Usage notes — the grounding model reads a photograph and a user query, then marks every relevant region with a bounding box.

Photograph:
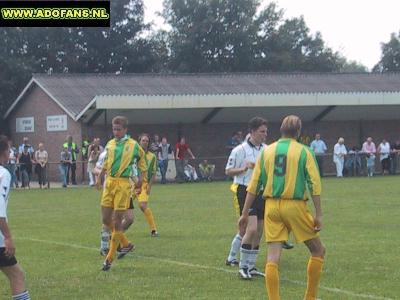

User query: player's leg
[265,242,283,300]
[238,215,258,279]
[122,207,134,232]
[304,237,325,300]
[100,206,113,256]
[0,263,31,300]
[226,185,245,266]
[138,185,158,236]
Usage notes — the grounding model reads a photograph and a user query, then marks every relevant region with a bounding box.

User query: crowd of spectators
[4,131,400,189]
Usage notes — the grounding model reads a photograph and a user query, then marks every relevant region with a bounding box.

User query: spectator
[81,137,91,161]
[345,146,362,176]
[226,132,241,151]
[184,162,198,182]
[18,137,34,157]
[390,140,400,174]
[362,137,376,177]
[310,133,328,177]
[378,139,391,175]
[158,137,173,184]
[34,143,48,189]
[63,135,79,185]
[198,159,215,181]
[150,134,161,154]
[87,138,102,186]
[175,137,195,183]
[333,137,347,177]
[18,145,33,188]
[59,147,72,188]
[6,139,18,188]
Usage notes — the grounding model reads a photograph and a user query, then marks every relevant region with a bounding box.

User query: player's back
[262,138,320,200]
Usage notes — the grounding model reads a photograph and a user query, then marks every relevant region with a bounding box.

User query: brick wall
[7,85,84,181]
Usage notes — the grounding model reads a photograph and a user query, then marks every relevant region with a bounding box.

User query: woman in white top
[378,139,391,175]
[34,143,48,188]
[333,137,347,177]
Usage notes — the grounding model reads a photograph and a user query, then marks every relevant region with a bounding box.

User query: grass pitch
[2,177,399,299]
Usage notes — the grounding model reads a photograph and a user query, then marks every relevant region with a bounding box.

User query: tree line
[0,0,398,119]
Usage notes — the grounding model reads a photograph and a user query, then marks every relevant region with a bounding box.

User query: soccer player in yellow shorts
[96,116,146,271]
[133,133,159,237]
[239,115,326,300]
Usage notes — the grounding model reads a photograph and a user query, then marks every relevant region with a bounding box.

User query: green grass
[2,177,399,299]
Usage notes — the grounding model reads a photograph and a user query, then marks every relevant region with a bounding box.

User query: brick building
[3,72,400,181]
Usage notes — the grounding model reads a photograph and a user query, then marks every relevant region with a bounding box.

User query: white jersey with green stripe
[225,140,265,186]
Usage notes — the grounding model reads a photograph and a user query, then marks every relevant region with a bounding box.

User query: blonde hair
[112,116,128,128]
[280,115,302,138]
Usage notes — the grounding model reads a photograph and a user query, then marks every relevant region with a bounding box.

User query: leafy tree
[373,32,400,72]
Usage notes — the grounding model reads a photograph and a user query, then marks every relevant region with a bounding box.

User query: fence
[6,151,400,188]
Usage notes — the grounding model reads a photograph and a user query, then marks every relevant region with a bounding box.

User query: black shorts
[128,197,134,210]
[0,248,17,267]
[236,184,265,220]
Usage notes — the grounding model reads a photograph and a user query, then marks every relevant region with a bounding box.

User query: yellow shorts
[230,184,240,216]
[134,182,150,203]
[101,177,131,211]
[265,199,319,243]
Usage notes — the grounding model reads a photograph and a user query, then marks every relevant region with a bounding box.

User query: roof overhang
[95,92,400,110]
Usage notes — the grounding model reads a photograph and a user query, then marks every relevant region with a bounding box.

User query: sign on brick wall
[47,114,68,132]
[16,117,34,133]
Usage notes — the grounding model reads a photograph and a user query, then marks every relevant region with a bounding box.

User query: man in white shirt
[225,117,293,280]
[333,137,347,177]
[0,135,31,300]
[310,133,327,177]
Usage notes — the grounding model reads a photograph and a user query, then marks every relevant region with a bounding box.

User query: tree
[373,32,400,72]
[162,0,351,73]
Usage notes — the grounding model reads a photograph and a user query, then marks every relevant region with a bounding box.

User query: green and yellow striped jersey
[247,138,321,200]
[103,136,146,178]
[139,151,158,183]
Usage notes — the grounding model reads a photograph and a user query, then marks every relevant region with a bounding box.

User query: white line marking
[17,237,393,300]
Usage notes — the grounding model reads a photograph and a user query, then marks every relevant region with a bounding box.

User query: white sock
[13,290,30,300]
[239,247,252,269]
[227,234,242,262]
[100,227,111,250]
[248,249,259,270]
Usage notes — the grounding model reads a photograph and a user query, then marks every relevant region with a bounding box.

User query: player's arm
[146,156,157,194]
[136,145,147,189]
[305,150,323,231]
[225,148,251,176]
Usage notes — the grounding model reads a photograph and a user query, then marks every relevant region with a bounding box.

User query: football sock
[13,290,30,300]
[304,256,324,300]
[106,231,122,262]
[266,262,280,300]
[249,249,260,270]
[239,244,252,269]
[143,208,157,231]
[227,233,242,261]
[119,231,130,248]
[100,227,111,250]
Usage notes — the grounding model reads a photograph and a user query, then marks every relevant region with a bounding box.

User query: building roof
[5,72,400,121]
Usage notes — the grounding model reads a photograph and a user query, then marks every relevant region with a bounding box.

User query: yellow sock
[304,256,324,300]
[106,231,122,262]
[119,232,130,248]
[144,208,157,231]
[265,262,280,300]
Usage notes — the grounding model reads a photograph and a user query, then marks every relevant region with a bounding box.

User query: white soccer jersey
[0,166,11,248]
[96,150,107,169]
[225,140,265,186]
